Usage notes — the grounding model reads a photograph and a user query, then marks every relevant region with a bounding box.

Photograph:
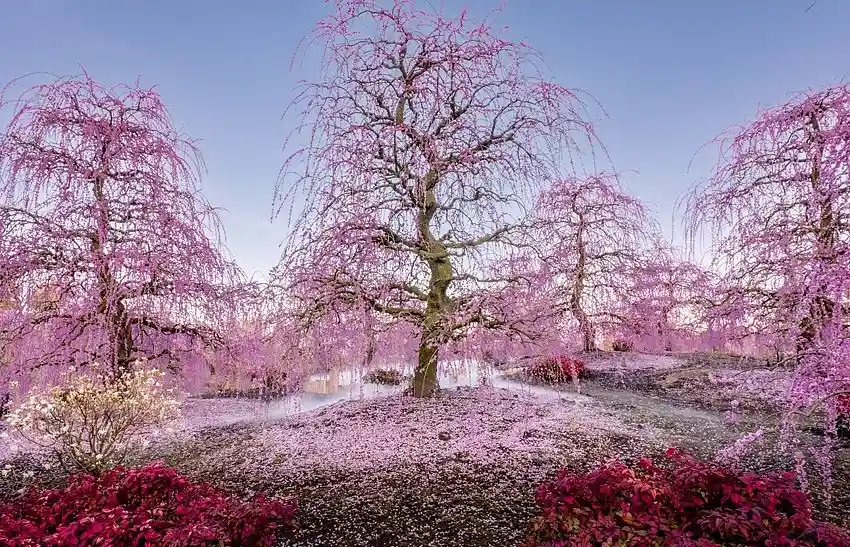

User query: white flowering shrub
[3,362,180,474]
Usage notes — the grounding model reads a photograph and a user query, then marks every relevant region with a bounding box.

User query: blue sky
[1,0,848,279]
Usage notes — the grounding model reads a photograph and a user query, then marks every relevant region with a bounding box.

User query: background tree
[0,72,241,384]
[612,247,713,352]
[274,0,602,396]
[682,84,850,426]
[534,173,657,352]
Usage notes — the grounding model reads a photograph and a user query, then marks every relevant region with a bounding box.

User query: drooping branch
[273,0,605,396]
[0,72,243,384]
[534,173,658,352]
[681,83,850,425]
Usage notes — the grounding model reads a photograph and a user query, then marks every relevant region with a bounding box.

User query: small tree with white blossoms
[4,360,180,474]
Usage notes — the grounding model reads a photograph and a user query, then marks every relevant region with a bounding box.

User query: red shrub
[524,448,849,547]
[0,463,296,546]
[527,356,586,383]
[836,393,850,416]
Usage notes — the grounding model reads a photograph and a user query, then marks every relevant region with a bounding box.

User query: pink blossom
[273,0,603,396]
[0,72,242,394]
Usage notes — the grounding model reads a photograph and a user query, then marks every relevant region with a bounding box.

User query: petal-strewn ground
[1,353,848,546]
[157,386,664,546]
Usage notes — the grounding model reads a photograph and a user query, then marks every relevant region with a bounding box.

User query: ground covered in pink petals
[2,354,848,546]
[581,352,793,411]
[146,387,663,546]
[178,386,661,474]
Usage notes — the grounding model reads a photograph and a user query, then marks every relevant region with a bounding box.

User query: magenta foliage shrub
[524,448,848,547]
[0,463,296,546]
[527,356,586,384]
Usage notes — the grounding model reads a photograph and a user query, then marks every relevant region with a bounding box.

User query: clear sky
[1,0,848,279]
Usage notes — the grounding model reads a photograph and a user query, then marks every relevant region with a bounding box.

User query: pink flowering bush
[0,463,296,546]
[524,448,848,547]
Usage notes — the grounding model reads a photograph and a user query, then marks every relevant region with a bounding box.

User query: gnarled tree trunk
[413,257,452,397]
[413,185,452,398]
[415,330,439,398]
[571,222,597,352]
[93,175,135,379]
[797,112,840,354]
[414,249,453,397]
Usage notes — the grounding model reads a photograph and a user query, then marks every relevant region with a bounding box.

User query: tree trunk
[112,300,134,377]
[571,226,596,353]
[412,176,452,398]
[796,112,841,354]
[658,311,673,352]
[576,312,595,353]
[92,174,134,379]
[413,253,452,397]
[361,313,377,368]
[414,329,439,397]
